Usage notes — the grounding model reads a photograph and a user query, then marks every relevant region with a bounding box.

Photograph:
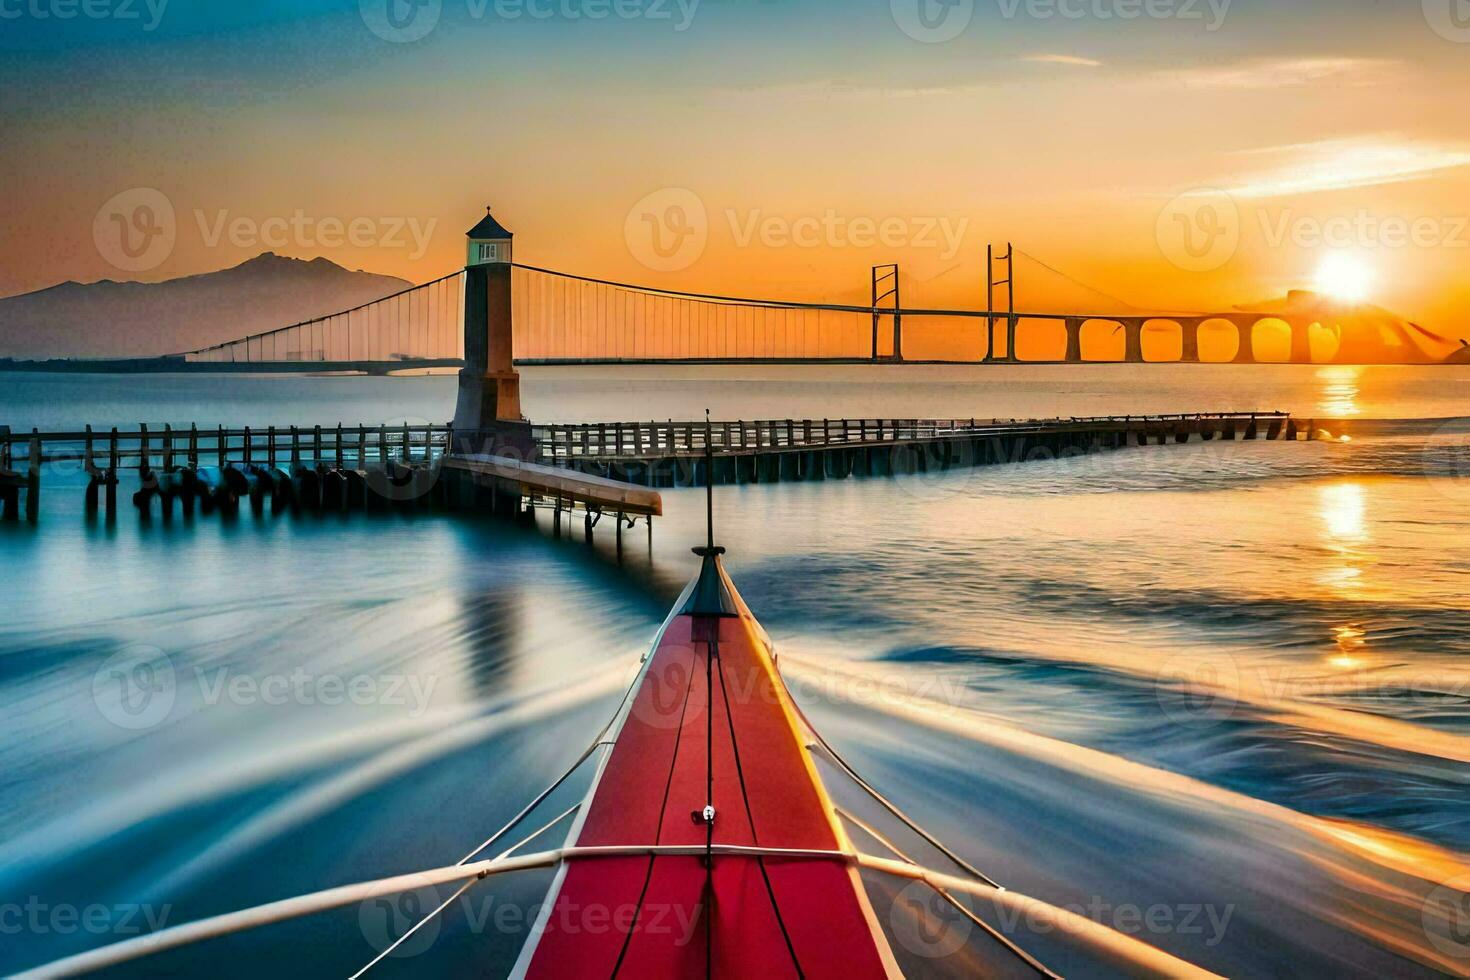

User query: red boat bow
[514,550,900,978]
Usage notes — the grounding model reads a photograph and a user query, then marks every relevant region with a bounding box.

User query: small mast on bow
[684,410,737,618]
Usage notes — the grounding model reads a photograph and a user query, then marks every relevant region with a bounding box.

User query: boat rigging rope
[856,857,1223,980]
[456,740,604,866]
[835,807,1059,980]
[794,711,1003,889]
[351,803,595,978]
[350,877,481,979]
[457,651,651,868]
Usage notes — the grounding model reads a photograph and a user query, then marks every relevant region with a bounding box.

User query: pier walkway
[2,412,1301,529]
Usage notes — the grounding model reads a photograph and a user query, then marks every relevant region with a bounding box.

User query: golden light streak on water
[1321,483,1369,542]
[1316,366,1364,418]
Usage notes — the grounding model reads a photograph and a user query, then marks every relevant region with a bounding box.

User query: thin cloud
[1153,57,1400,90]
[1228,137,1470,198]
[1020,54,1103,68]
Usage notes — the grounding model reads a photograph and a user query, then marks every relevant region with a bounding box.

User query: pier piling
[2,413,1294,525]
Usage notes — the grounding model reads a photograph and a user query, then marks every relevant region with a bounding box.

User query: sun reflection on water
[1320,482,1368,541]
[1318,482,1371,595]
[1315,366,1363,418]
[1329,625,1368,668]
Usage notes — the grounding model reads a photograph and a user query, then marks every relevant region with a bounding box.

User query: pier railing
[0,424,453,472]
[2,413,1291,471]
[2,413,1296,522]
[533,412,1289,463]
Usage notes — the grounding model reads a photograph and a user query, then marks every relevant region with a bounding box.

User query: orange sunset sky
[2,0,1468,351]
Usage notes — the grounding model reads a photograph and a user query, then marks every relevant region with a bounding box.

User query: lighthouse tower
[452,207,527,450]
[466,208,514,266]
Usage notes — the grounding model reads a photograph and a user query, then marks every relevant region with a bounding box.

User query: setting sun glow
[1315,253,1375,305]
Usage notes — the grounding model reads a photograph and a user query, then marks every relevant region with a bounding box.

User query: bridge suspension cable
[1012,249,1145,315]
[173,253,1289,367]
[179,270,467,365]
[510,264,890,361]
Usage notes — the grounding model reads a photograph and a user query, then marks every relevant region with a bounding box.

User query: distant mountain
[0,254,412,360]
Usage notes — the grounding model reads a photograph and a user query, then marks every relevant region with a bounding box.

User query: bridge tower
[453,208,530,452]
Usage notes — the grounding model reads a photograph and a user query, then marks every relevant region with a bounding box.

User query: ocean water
[0,364,1467,978]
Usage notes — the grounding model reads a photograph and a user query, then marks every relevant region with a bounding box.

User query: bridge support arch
[1231,319,1256,364]
[1180,320,1202,363]
[1123,319,1146,364]
[1289,320,1313,364]
[1064,318,1084,363]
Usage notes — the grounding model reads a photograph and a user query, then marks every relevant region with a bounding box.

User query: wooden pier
[532,411,1304,487]
[0,413,1304,528]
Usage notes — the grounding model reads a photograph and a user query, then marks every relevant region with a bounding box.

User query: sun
[1314,253,1374,304]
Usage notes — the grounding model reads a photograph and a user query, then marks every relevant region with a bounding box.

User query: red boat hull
[516,559,898,978]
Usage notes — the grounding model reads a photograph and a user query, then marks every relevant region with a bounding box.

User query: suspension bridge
[172,229,1329,370]
[1,212,1313,529]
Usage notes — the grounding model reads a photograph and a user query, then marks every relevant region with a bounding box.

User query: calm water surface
[1,365,1467,978]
